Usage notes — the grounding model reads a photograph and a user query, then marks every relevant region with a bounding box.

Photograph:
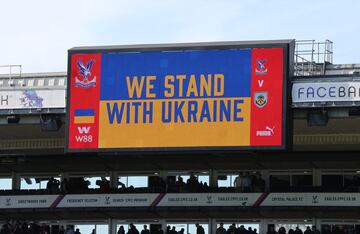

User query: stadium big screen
[66,41,293,152]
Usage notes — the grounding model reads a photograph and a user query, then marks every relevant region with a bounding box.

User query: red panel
[250,48,284,146]
[68,53,101,149]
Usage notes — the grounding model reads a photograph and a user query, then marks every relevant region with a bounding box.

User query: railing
[0,185,358,196]
[0,65,22,81]
[0,41,336,79]
[294,40,333,76]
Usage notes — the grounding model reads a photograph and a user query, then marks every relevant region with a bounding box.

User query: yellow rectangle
[99,98,251,148]
[74,116,94,124]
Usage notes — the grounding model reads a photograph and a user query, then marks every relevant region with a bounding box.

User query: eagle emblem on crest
[75,59,96,88]
[255,59,268,75]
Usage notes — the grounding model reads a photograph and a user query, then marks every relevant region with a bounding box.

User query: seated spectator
[234,172,244,192]
[141,225,150,234]
[158,177,166,192]
[1,222,12,234]
[166,176,176,193]
[52,178,60,194]
[175,176,186,192]
[294,226,303,234]
[267,226,277,234]
[47,177,60,194]
[253,173,266,192]
[60,178,68,194]
[117,226,125,234]
[83,178,90,191]
[278,227,286,234]
[41,223,51,234]
[247,227,255,234]
[156,225,164,234]
[238,225,248,234]
[0,221,52,234]
[149,176,166,193]
[227,224,236,234]
[127,223,139,234]
[195,223,205,234]
[304,226,311,234]
[127,186,135,193]
[202,182,209,192]
[98,178,110,193]
[65,226,75,234]
[60,225,66,234]
[169,226,177,234]
[311,226,320,234]
[186,173,200,192]
[243,172,252,192]
[216,223,226,234]
[46,177,53,194]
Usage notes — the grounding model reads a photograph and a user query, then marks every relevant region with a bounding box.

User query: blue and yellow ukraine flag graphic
[74,109,95,124]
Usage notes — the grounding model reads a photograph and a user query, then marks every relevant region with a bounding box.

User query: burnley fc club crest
[75,59,96,88]
[254,92,268,108]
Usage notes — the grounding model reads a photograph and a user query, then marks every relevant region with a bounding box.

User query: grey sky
[1,0,359,73]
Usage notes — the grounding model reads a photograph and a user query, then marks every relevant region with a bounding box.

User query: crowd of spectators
[46,177,110,195]
[216,223,258,234]
[0,222,86,234]
[266,226,321,234]
[0,221,51,234]
[165,173,210,193]
[321,226,357,234]
[2,222,358,234]
[4,173,360,195]
[43,172,266,194]
[153,172,266,193]
[8,172,360,195]
[117,224,152,234]
[6,173,360,195]
[1,172,266,195]
[233,172,265,193]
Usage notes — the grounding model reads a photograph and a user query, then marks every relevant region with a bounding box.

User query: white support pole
[314,217,321,232]
[159,219,167,233]
[260,219,268,234]
[208,218,213,234]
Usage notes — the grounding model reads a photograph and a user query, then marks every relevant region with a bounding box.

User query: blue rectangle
[100,49,252,100]
[74,109,94,116]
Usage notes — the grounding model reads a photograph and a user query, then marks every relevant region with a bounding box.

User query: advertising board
[293,81,360,103]
[57,194,158,208]
[157,193,263,207]
[261,193,360,206]
[66,41,293,152]
[1,193,360,209]
[0,89,65,109]
[0,195,58,209]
